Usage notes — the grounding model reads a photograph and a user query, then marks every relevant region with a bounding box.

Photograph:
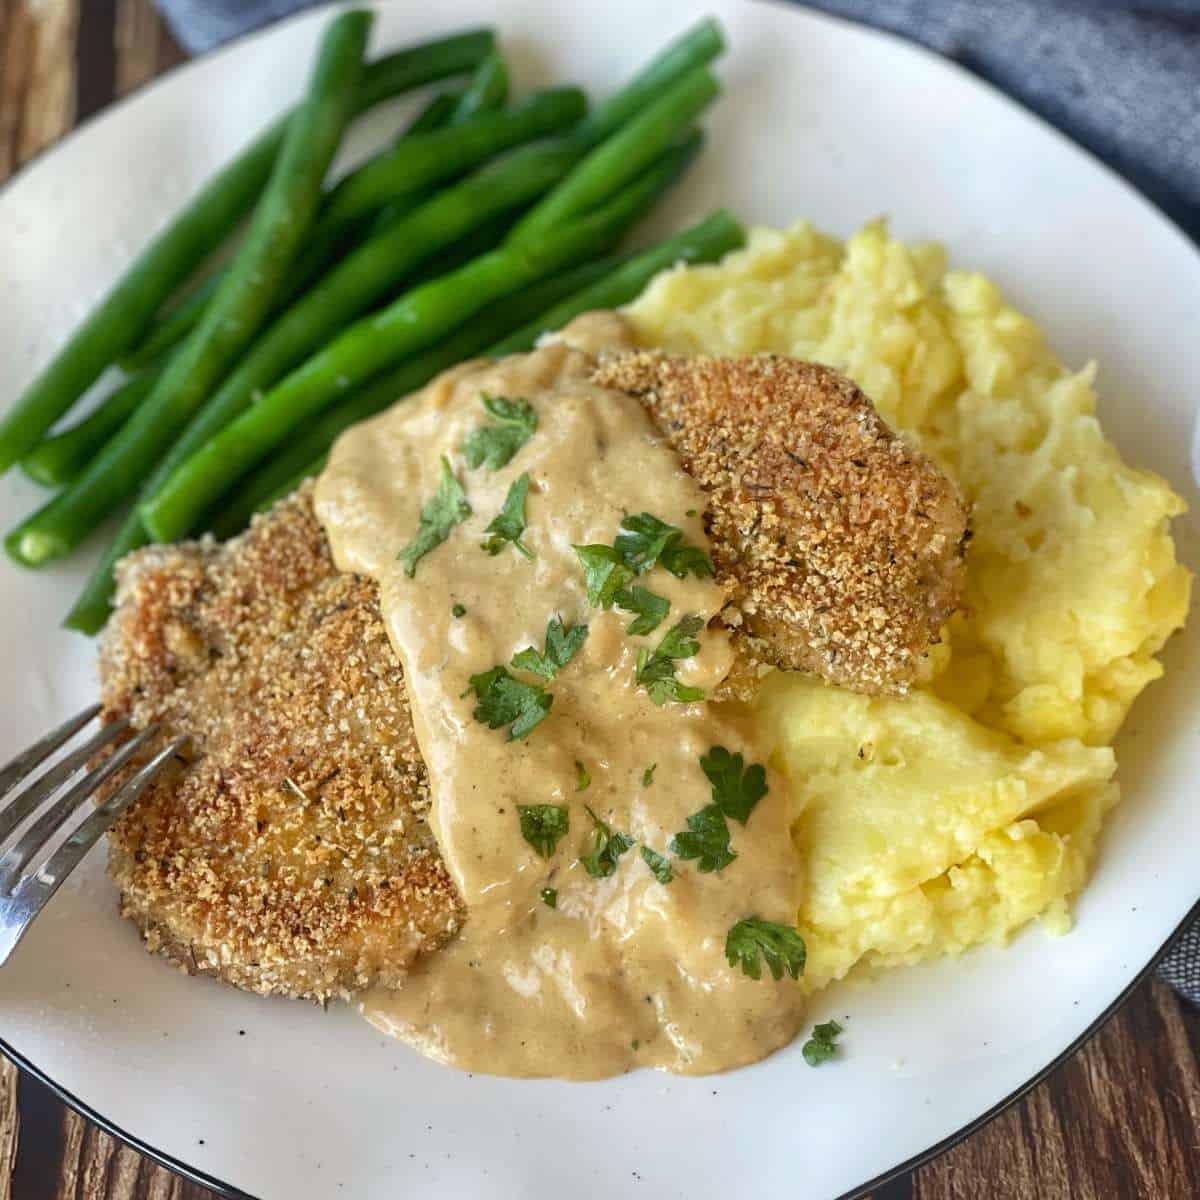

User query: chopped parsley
[640,846,673,884]
[517,804,569,858]
[614,512,713,579]
[614,584,669,637]
[396,456,471,577]
[641,763,657,787]
[573,544,635,608]
[451,603,467,618]
[670,804,735,872]
[575,761,591,792]
[579,806,634,878]
[725,917,807,982]
[511,615,588,681]
[541,887,558,908]
[466,666,552,740]
[481,472,533,559]
[701,746,768,825]
[635,615,706,705]
[461,394,537,470]
[802,1020,843,1066]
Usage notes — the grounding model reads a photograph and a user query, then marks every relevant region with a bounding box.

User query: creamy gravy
[314,313,804,1078]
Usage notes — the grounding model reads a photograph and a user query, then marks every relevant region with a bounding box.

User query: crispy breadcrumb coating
[98,487,463,1002]
[590,351,968,694]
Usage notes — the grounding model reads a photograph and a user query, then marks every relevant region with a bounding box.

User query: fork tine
[19,735,190,912]
[0,725,160,896]
[0,704,101,801]
[0,717,130,848]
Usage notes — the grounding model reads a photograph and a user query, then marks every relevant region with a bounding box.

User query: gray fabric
[154,0,1200,1000]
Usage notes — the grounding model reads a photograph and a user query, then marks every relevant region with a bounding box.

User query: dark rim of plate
[2,3,1199,1198]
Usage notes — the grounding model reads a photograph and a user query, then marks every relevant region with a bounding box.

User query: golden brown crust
[591,352,968,694]
[98,486,464,1002]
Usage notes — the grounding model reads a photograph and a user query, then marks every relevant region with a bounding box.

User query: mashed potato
[626,221,1191,989]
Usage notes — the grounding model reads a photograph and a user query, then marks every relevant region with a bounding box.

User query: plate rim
[1,1,1198,1196]
[4,895,1196,1200]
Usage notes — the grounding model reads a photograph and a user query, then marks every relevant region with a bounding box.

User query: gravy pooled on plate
[314,315,804,1078]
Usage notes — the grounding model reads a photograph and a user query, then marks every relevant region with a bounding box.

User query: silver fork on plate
[0,705,188,966]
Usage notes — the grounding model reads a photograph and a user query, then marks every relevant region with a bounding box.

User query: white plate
[0,2,1197,1197]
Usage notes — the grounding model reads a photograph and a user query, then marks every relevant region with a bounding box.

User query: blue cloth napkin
[154,0,1200,1000]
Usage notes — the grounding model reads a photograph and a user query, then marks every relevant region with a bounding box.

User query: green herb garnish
[575,761,591,792]
[640,846,673,884]
[614,584,670,636]
[541,887,558,908]
[635,615,706,705]
[451,603,467,618]
[725,917,807,982]
[670,804,735,872]
[481,472,533,559]
[517,804,569,858]
[396,456,471,577]
[466,666,552,740]
[573,544,635,609]
[701,746,768,826]
[802,1020,843,1066]
[462,394,537,470]
[614,512,713,579]
[580,806,634,878]
[642,763,657,787]
[511,615,588,681]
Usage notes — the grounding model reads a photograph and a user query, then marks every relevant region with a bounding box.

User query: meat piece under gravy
[591,351,968,695]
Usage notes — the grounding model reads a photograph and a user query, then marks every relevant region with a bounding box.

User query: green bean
[142,142,698,544]
[256,455,330,517]
[6,10,373,567]
[0,27,495,474]
[211,254,625,538]
[509,67,717,242]
[319,88,587,233]
[571,17,723,147]
[120,89,465,373]
[129,141,575,533]
[489,208,744,355]
[19,368,161,488]
[453,52,509,119]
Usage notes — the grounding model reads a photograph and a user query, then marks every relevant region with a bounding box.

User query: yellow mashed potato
[626,221,1191,993]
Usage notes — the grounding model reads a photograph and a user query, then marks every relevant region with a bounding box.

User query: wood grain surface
[1,1,1198,1197]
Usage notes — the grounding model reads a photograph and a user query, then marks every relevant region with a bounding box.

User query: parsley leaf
[725,917,807,981]
[614,512,714,579]
[640,846,673,884]
[517,804,569,858]
[573,544,635,608]
[511,615,588,681]
[635,615,706,705]
[802,1019,843,1066]
[614,584,670,636]
[541,887,558,908]
[579,805,634,878]
[461,394,537,470]
[701,746,768,826]
[642,763,656,787]
[466,666,552,740]
[396,456,471,577]
[481,472,533,559]
[575,761,591,792]
[670,804,736,872]
[451,603,467,618]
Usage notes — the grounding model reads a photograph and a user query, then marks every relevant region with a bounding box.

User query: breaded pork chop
[98,350,966,1002]
[99,487,463,1002]
[591,352,968,695]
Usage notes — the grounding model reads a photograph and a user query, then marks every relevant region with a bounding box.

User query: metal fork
[0,705,188,966]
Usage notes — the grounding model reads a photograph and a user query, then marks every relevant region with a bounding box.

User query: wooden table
[1,2,1199,1196]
